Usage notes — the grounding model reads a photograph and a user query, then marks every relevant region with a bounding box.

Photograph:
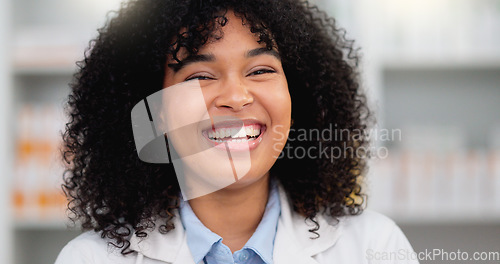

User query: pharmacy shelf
[390,213,500,225]
[13,66,76,76]
[14,219,73,231]
[381,57,500,70]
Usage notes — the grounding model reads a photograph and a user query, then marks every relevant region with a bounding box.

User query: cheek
[199,86,219,111]
[160,80,208,129]
[264,81,292,124]
[259,81,292,144]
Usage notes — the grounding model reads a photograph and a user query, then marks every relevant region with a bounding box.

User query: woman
[56,0,418,263]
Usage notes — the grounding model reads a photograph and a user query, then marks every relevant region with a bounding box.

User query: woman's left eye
[248,68,276,76]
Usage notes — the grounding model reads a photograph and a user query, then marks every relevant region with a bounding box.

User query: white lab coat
[55,186,419,264]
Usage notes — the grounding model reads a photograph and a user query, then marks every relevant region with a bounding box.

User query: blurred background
[0,0,499,263]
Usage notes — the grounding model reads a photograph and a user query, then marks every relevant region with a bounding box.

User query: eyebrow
[246,47,281,60]
[167,47,281,72]
[168,54,215,72]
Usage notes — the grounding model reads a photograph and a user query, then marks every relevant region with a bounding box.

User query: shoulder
[316,210,419,263]
[340,209,399,238]
[63,231,108,248]
[54,231,136,264]
[336,209,410,248]
[276,185,418,263]
[278,184,408,249]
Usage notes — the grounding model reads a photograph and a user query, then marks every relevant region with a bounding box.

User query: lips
[202,119,266,151]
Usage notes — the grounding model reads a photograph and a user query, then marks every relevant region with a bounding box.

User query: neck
[188,174,270,253]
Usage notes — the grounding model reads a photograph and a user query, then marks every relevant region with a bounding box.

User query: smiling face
[163,11,291,194]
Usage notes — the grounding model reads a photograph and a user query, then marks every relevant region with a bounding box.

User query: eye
[248,68,276,76]
[185,74,214,82]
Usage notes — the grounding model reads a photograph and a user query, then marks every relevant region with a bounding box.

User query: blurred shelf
[12,205,71,230]
[14,218,73,230]
[382,56,500,70]
[389,212,500,225]
[13,66,76,76]
[12,44,84,76]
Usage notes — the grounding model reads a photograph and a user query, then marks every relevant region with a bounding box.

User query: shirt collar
[179,181,281,264]
[179,198,221,263]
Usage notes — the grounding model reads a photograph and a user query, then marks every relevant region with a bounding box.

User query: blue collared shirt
[179,182,281,264]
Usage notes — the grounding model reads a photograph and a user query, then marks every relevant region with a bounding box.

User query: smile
[207,124,262,142]
[202,120,266,151]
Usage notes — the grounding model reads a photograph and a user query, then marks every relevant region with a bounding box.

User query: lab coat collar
[129,213,191,263]
[273,185,344,264]
[129,185,344,264]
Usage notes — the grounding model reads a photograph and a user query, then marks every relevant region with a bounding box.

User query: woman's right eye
[185,75,214,82]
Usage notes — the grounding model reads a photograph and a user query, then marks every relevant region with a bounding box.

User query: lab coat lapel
[273,217,321,264]
[172,238,196,264]
[274,185,344,264]
[129,213,195,264]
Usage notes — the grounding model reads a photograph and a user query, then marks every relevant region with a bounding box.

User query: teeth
[207,125,262,140]
[244,126,260,137]
[232,127,246,138]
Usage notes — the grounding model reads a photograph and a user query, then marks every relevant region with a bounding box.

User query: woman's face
[163,11,291,195]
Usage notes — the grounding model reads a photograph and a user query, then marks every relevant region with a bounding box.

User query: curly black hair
[63,0,371,254]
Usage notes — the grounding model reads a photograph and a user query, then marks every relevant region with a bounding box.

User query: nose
[214,77,254,111]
